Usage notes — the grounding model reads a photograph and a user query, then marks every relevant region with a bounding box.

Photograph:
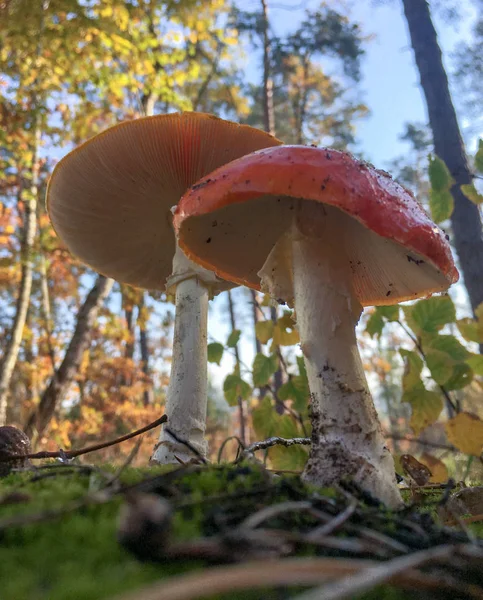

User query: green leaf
[457,318,483,343]
[223,374,252,406]
[252,396,277,439]
[296,356,307,379]
[425,348,454,386]
[461,184,483,205]
[404,296,456,335]
[425,335,470,361]
[428,155,454,191]
[207,342,224,365]
[253,353,279,387]
[429,188,454,222]
[475,139,483,173]
[255,320,274,344]
[403,388,444,434]
[270,443,308,471]
[366,305,400,338]
[443,363,473,391]
[467,354,483,376]
[400,349,424,392]
[366,311,384,338]
[226,329,241,348]
[279,376,309,414]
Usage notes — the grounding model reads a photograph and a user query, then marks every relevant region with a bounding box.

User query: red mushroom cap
[174,146,459,306]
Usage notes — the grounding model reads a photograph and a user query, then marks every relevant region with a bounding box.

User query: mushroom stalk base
[292,234,402,508]
[151,277,209,464]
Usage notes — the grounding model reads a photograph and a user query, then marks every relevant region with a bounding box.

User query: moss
[0,464,480,600]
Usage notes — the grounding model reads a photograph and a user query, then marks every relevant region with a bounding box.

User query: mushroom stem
[291,225,403,508]
[151,276,209,464]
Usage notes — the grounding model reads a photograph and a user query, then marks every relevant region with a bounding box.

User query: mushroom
[46,112,281,464]
[173,146,458,507]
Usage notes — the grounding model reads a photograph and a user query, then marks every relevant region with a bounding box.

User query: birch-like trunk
[0,128,40,425]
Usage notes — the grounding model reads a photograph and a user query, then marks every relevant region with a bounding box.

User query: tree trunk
[138,293,153,406]
[0,128,40,425]
[261,0,283,398]
[402,0,483,316]
[24,275,113,439]
[227,290,247,445]
[261,0,275,138]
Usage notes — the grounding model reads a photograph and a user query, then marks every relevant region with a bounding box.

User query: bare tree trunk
[0,128,40,425]
[227,290,247,445]
[24,276,113,439]
[121,288,135,387]
[261,0,275,138]
[260,0,283,400]
[138,293,153,406]
[402,0,483,319]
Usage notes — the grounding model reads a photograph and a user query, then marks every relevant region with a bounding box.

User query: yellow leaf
[445,412,483,456]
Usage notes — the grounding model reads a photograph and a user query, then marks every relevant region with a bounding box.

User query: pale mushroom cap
[174,146,459,306]
[47,112,282,290]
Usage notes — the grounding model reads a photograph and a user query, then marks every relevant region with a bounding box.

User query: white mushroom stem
[151,245,223,464]
[259,204,402,508]
[151,276,209,464]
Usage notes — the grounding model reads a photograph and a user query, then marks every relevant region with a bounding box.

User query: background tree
[402,0,483,320]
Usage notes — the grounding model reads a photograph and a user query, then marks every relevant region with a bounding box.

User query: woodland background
[1,0,483,479]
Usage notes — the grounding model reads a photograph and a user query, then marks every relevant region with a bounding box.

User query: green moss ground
[0,463,479,600]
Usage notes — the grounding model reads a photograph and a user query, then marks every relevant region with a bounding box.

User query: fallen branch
[112,552,479,600]
[2,415,167,462]
[293,544,460,600]
[243,436,311,457]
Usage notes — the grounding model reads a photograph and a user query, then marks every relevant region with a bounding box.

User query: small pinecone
[0,426,32,477]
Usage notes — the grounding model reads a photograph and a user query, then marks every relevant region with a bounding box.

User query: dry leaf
[418,452,448,483]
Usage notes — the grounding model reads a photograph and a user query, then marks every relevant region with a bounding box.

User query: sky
[206,0,481,390]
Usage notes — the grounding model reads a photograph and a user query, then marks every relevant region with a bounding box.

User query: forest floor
[0,459,482,600]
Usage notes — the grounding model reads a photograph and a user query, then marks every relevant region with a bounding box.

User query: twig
[292,544,458,600]
[164,427,208,464]
[306,501,357,539]
[2,415,167,462]
[217,436,245,463]
[239,500,314,530]
[243,436,311,457]
[112,553,478,600]
[385,433,458,452]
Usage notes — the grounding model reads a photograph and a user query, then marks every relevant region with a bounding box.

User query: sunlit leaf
[475,139,483,173]
[404,296,456,335]
[428,155,454,192]
[400,349,424,392]
[255,320,274,344]
[403,388,444,434]
[366,305,400,338]
[272,311,299,346]
[461,183,483,205]
[445,412,483,456]
[429,188,454,223]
